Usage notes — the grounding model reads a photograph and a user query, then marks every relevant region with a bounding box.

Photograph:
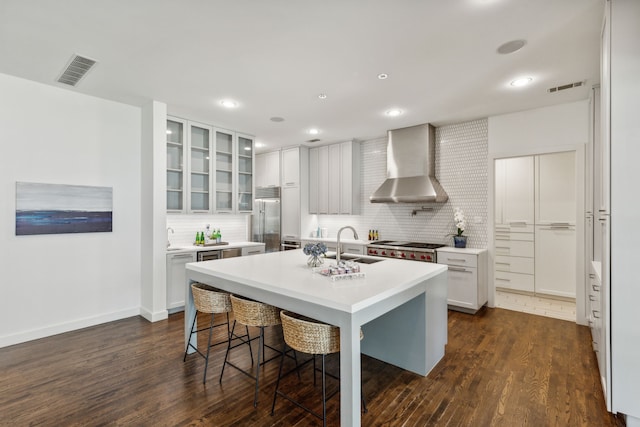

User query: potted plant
[451,207,467,248]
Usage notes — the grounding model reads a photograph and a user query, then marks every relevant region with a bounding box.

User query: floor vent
[57,54,97,86]
[547,81,584,93]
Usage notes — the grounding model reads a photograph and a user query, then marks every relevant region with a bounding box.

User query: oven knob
[368,249,373,254]
[401,253,406,258]
[410,253,416,259]
[381,251,386,255]
[374,250,378,255]
[426,255,432,261]
[390,252,395,257]
[420,255,426,260]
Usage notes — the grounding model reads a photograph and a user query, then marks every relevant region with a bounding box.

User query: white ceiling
[0,0,603,153]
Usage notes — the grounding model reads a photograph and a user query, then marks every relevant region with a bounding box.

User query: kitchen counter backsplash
[167,214,249,246]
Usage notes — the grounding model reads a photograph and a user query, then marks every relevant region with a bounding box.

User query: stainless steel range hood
[370,123,448,203]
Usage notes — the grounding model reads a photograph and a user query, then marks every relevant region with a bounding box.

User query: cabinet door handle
[547,225,571,230]
[550,222,570,226]
[448,267,472,273]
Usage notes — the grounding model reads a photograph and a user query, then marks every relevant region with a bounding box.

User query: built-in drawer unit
[494,270,535,293]
[494,255,534,275]
[437,248,487,314]
[494,240,534,257]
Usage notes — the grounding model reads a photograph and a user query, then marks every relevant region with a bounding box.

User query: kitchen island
[185,249,448,426]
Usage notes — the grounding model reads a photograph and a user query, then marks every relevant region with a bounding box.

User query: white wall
[0,73,142,347]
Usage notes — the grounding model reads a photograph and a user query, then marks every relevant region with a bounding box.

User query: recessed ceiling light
[378,73,389,80]
[318,93,327,99]
[220,99,238,108]
[497,39,527,55]
[385,109,403,117]
[308,128,320,135]
[510,77,533,87]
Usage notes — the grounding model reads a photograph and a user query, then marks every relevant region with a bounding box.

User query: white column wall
[0,73,142,347]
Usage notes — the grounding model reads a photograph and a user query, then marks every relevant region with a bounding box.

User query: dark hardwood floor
[0,308,624,426]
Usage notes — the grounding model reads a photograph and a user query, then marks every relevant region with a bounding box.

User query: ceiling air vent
[57,54,97,87]
[547,81,584,93]
[306,138,321,143]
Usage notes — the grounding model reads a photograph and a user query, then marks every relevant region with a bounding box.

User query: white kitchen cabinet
[242,245,265,256]
[187,121,213,213]
[534,225,576,298]
[281,186,300,240]
[309,141,360,215]
[328,144,341,214]
[255,150,280,188]
[166,118,187,212]
[437,248,488,313]
[494,225,535,293]
[168,116,254,214]
[495,156,535,225]
[309,148,319,214]
[535,151,576,224]
[166,251,196,313]
[316,146,329,214]
[281,147,299,187]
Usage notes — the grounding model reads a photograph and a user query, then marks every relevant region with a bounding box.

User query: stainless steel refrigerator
[251,187,281,252]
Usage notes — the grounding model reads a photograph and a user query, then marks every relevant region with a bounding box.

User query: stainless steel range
[367,241,444,263]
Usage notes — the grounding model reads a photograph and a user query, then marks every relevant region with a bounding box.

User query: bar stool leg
[253,326,265,407]
[270,341,288,415]
[321,354,327,427]
[202,313,216,384]
[219,320,236,383]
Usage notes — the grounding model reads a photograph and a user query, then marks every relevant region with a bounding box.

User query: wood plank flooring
[0,308,624,426]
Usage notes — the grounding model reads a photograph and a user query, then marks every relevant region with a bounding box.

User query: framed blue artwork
[16,182,113,235]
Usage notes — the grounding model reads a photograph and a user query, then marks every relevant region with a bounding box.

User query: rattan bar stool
[271,311,367,426]
[183,283,252,384]
[219,295,283,407]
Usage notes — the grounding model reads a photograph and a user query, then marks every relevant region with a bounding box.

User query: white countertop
[436,246,487,255]
[166,241,264,255]
[186,248,447,314]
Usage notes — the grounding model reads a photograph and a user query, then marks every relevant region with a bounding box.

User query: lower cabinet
[242,245,265,256]
[437,248,488,313]
[166,251,196,314]
[534,225,576,298]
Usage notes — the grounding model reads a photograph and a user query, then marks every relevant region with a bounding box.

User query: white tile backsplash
[166,214,249,246]
[316,119,489,249]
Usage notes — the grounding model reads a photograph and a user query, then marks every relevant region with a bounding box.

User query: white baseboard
[0,307,142,349]
[140,306,169,322]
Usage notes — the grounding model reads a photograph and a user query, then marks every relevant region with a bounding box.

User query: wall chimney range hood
[370,123,448,203]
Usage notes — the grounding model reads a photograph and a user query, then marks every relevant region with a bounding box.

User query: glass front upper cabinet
[237,134,254,212]
[166,118,186,212]
[215,129,234,212]
[188,123,212,212]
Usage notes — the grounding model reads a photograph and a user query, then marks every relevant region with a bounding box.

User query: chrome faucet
[336,226,359,264]
[167,227,174,247]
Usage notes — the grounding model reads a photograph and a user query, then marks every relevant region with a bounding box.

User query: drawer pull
[589,273,595,278]
[447,258,467,263]
[592,310,600,319]
[509,221,528,226]
[592,284,600,292]
[496,278,511,282]
[495,262,510,265]
[589,295,596,302]
[495,238,510,242]
[495,246,510,249]
[448,267,472,273]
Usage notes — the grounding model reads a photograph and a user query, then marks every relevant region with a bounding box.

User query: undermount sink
[324,254,384,264]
